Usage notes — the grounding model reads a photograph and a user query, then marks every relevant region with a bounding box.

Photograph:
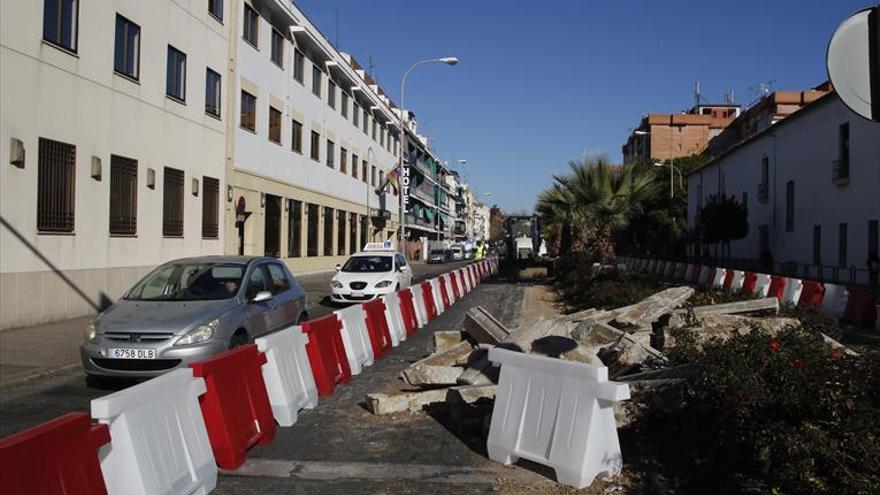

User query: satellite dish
[827,5,880,121]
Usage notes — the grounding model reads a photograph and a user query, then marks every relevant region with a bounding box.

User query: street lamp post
[634,130,681,198]
[397,56,458,257]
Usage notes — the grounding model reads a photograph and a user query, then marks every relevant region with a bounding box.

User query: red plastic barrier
[190,344,275,470]
[843,290,878,325]
[741,272,758,295]
[449,272,462,300]
[363,299,393,359]
[480,261,489,279]
[421,281,438,321]
[722,270,735,292]
[0,412,111,495]
[767,276,787,301]
[469,265,478,287]
[301,315,352,396]
[438,276,452,309]
[397,288,419,336]
[797,281,825,309]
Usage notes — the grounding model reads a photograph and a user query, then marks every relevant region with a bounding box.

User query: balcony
[832,159,850,186]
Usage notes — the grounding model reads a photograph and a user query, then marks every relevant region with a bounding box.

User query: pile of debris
[365,286,856,420]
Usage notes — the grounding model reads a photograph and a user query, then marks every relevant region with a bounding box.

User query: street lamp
[397,56,459,256]
[366,147,378,243]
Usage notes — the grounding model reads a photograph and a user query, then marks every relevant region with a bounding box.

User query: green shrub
[780,304,844,340]
[643,327,880,494]
[689,288,757,306]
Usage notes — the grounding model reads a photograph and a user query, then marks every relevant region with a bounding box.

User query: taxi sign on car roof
[362,240,396,252]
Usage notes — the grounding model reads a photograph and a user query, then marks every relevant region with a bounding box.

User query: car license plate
[351,291,364,297]
[108,348,157,359]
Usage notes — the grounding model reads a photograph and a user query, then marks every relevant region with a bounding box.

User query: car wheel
[228,330,249,350]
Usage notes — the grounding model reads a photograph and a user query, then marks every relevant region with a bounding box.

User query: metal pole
[670,157,674,199]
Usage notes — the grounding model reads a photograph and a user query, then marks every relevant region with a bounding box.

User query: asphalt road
[0,263,559,493]
[300,260,476,320]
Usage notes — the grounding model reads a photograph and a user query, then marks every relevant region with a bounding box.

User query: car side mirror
[335,264,341,271]
[251,290,273,303]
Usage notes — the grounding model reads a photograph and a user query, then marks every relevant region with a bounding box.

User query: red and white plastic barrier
[381,291,407,345]
[334,304,375,375]
[255,327,319,427]
[91,368,217,495]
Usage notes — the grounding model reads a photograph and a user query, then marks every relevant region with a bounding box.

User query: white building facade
[226,0,401,273]
[687,93,880,285]
[1,0,229,329]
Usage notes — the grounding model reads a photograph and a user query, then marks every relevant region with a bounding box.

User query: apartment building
[622,104,740,163]
[0,0,229,328]
[225,0,401,273]
[687,91,880,285]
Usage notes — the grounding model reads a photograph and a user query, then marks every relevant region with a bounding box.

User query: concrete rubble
[367,283,860,455]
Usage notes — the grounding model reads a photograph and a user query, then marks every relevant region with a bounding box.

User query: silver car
[80,256,307,383]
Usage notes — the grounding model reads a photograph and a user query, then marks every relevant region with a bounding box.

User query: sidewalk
[0,316,88,389]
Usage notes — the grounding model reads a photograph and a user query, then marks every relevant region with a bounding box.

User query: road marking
[220,458,551,485]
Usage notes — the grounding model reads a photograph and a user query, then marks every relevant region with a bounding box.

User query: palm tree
[565,157,658,263]
[536,180,577,256]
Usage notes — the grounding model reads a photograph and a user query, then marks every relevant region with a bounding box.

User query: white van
[450,245,464,261]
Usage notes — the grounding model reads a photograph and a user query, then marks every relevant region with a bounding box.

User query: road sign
[827,5,880,121]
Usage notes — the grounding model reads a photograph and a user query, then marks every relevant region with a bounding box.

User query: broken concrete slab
[674,297,779,317]
[432,331,465,353]
[365,388,450,415]
[570,320,666,362]
[556,307,619,324]
[400,341,473,386]
[447,385,497,405]
[463,306,512,344]
[457,347,499,386]
[559,345,604,366]
[665,313,801,348]
[611,286,695,329]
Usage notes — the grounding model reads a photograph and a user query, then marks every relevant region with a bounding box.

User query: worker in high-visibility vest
[475,243,484,261]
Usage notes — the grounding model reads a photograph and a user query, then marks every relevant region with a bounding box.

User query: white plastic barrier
[381,291,406,346]
[654,261,665,275]
[697,265,712,285]
[673,262,686,279]
[409,283,429,327]
[459,268,472,293]
[91,368,216,495]
[335,304,375,375]
[782,277,803,306]
[729,270,745,292]
[753,273,772,297]
[429,278,446,314]
[255,326,318,427]
[821,283,849,319]
[441,273,458,303]
[486,348,630,489]
[711,268,727,289]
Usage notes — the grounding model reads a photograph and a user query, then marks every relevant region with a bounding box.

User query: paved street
[0,260,473,391]
[0,268,565,493]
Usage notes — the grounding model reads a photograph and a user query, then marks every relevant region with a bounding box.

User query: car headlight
[331,280,344,289]
[175,319,219,346]
[374,280,393,288]
[84,321,97,342]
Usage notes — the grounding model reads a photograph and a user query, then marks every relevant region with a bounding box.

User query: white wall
[232,1,398,216]
[688,95,880,282]
[1,0,228,327]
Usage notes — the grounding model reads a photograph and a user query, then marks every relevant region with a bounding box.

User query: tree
[698,193,749,259]
[535,155,658,263]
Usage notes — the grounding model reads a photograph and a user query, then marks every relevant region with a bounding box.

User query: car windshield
[126,262,246,301]
[342,256,393,273]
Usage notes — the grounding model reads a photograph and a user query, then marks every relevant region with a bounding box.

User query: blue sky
[295,0,868,212]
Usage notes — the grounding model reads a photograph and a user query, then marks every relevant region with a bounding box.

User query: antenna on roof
[333,7,340,49]
[724,89,736,104]
[367,54,375,82]
[694,81,702,108]
[747,80,777,106]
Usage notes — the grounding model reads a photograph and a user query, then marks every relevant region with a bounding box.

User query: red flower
[793,357,805,369]
[768,340,781,351]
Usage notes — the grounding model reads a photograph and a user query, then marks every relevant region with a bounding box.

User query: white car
[330,247,413,303]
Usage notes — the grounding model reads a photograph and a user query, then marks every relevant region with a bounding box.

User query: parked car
[80,256,307,383]
[330,243,413,302]
[427,249,452,264]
